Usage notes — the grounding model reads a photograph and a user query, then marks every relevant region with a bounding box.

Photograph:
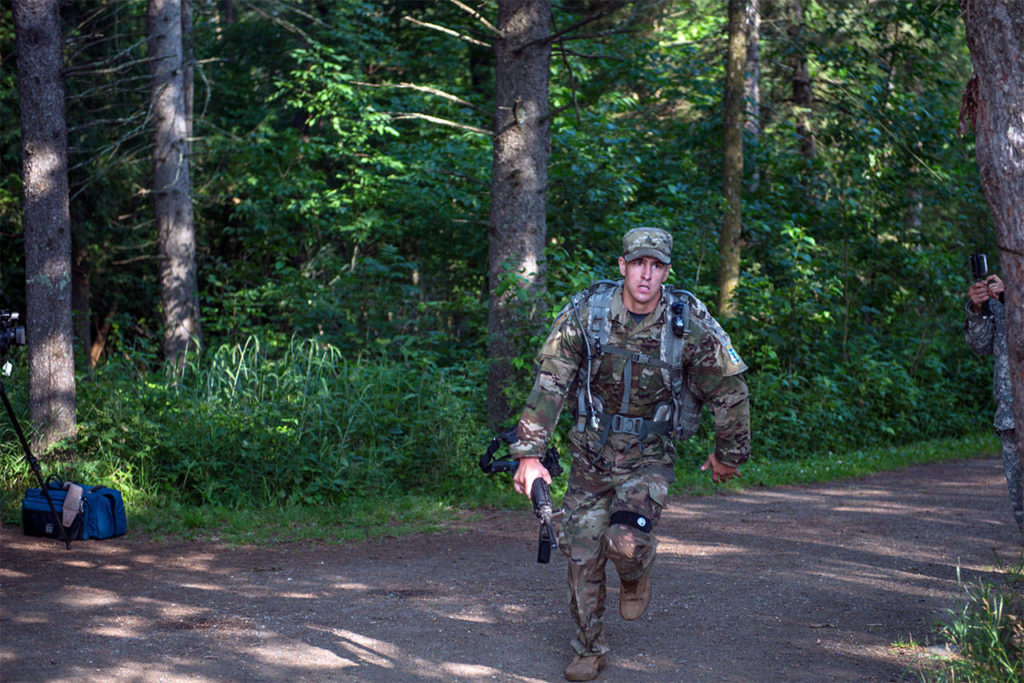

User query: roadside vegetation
[0,1,1017,676]
[915,556,1024,682]
[0,333,1001,543]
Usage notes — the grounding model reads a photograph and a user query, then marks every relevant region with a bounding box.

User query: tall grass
[0,337,498,515]
[928,559,1024,682]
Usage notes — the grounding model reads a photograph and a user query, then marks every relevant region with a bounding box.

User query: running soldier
[510,227,752,681]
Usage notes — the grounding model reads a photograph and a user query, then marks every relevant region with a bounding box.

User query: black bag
[22,475,127,541]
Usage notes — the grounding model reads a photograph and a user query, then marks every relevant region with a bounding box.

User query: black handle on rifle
[479,427,563,478]
[480,428,563,563]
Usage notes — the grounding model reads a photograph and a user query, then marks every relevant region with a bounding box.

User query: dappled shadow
[1,458,1018,681]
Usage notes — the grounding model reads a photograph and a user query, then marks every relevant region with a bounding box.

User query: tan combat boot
[619,575,651,620]
[564,653,606,681]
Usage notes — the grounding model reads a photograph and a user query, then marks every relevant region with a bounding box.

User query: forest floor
[2,457,1022,682]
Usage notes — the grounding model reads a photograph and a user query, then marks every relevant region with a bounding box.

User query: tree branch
[401,15,491,48]
[388,112,492,136]
[443,0,498,34]
[519,0,631,51]
[353,81,480,110]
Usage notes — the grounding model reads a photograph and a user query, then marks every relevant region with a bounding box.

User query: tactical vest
[568,280,703,451]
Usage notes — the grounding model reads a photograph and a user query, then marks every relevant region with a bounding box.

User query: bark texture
[13,0,77,450]
[148,0,200,370]
[487,0,552,428]
[961,0,1024,485]
[744,0,761,192]
[717,0,747,317]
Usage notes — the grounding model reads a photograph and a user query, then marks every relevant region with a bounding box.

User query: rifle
[479,428,564,563]
[970,253,991,315]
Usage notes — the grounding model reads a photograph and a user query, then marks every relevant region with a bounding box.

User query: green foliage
[930,559,1024,682]
[0,337,500,514]
[0,0,1006,532]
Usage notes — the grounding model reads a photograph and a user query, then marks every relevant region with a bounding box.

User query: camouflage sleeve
[686,314,751,467]
[508,303,586,460]
[963,299,994,356]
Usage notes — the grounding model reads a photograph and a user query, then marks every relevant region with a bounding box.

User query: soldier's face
[618,255,670,314]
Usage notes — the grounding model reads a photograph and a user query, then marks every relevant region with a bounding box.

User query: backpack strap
[661,289,705,440]
[572,280,619,432]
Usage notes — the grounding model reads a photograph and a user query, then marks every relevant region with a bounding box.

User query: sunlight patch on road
[316,627,397,669]
[177,581,228,592]
[311,625,549,680]
[0,567,29,579]
[57,586,121,607]
[453,611,498,624]
[657,538,744,557]
[89,615,149,638]
[6,611,48,625]
[250,644,361,670]
[330,581,373,590]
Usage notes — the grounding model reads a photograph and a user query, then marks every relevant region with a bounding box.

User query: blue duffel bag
[22,475,127,541]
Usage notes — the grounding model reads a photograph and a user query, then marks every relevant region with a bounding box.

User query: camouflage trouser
[557,446,673,656]
[999,430,1023,529]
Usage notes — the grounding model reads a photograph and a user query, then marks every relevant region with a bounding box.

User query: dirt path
[2,457,1021,682]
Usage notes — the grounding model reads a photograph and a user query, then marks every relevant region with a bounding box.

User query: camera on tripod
[1,309,27,360]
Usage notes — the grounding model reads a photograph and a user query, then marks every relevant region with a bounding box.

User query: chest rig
[568,281,704,453]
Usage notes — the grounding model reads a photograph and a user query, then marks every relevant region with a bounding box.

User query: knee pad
[610,510,654,533]
[606,512,654,561]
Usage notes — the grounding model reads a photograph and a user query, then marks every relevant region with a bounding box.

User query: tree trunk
[717,0,746,317]
[13,0,77,452]
[148,0,200,371]
[744,0,761,192]
[961,0,1024,505]
[788,0,815,160]
[487,0,552,429]
[182,0,193,157]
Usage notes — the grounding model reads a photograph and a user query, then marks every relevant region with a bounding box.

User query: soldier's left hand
[701,452,740,484]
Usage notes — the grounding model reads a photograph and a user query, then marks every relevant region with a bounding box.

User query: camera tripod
[0,371,71,549]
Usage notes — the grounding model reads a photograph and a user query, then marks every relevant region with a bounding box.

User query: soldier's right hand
[514,457,552,501]
[968,281,991,311]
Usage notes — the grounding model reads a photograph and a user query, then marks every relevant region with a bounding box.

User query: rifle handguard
[531,478,557,564]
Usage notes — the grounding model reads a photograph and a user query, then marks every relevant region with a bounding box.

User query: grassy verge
[918,554,1024,682]
[15,430,990,546]
[670,432,1000,496]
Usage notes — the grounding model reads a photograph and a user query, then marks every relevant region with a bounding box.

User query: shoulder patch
[717,341,748,376]
[551,309,569,332]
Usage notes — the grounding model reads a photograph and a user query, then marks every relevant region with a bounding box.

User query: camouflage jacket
[964,297,1015,432]
[510,283,751,467]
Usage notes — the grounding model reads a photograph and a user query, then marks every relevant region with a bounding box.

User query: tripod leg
[0,377,71,549]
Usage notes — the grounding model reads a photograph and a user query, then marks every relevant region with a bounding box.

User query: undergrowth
[924,554,1024,682]
[0,334,1003,544]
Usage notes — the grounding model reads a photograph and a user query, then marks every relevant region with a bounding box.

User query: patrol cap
[622,227,672,264]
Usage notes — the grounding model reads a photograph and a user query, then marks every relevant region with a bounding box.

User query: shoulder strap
[661,288,704,440]
[583,279,618,348]
[572,280,619,432]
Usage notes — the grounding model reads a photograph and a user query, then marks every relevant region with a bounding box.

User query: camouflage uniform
[964,297,1023,528]
[511,243,750,657]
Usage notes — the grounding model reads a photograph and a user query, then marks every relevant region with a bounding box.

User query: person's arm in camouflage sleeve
[964,279,997,356]
[510,304,586,498]
[695,373,751,467]
[685,314,751,476]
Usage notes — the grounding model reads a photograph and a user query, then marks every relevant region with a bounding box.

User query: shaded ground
[2,457,1022,682]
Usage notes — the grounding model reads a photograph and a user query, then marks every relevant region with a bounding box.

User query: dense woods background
[0,0,1007,509]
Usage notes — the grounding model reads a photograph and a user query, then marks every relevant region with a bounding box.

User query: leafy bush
[0,337,500,514]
